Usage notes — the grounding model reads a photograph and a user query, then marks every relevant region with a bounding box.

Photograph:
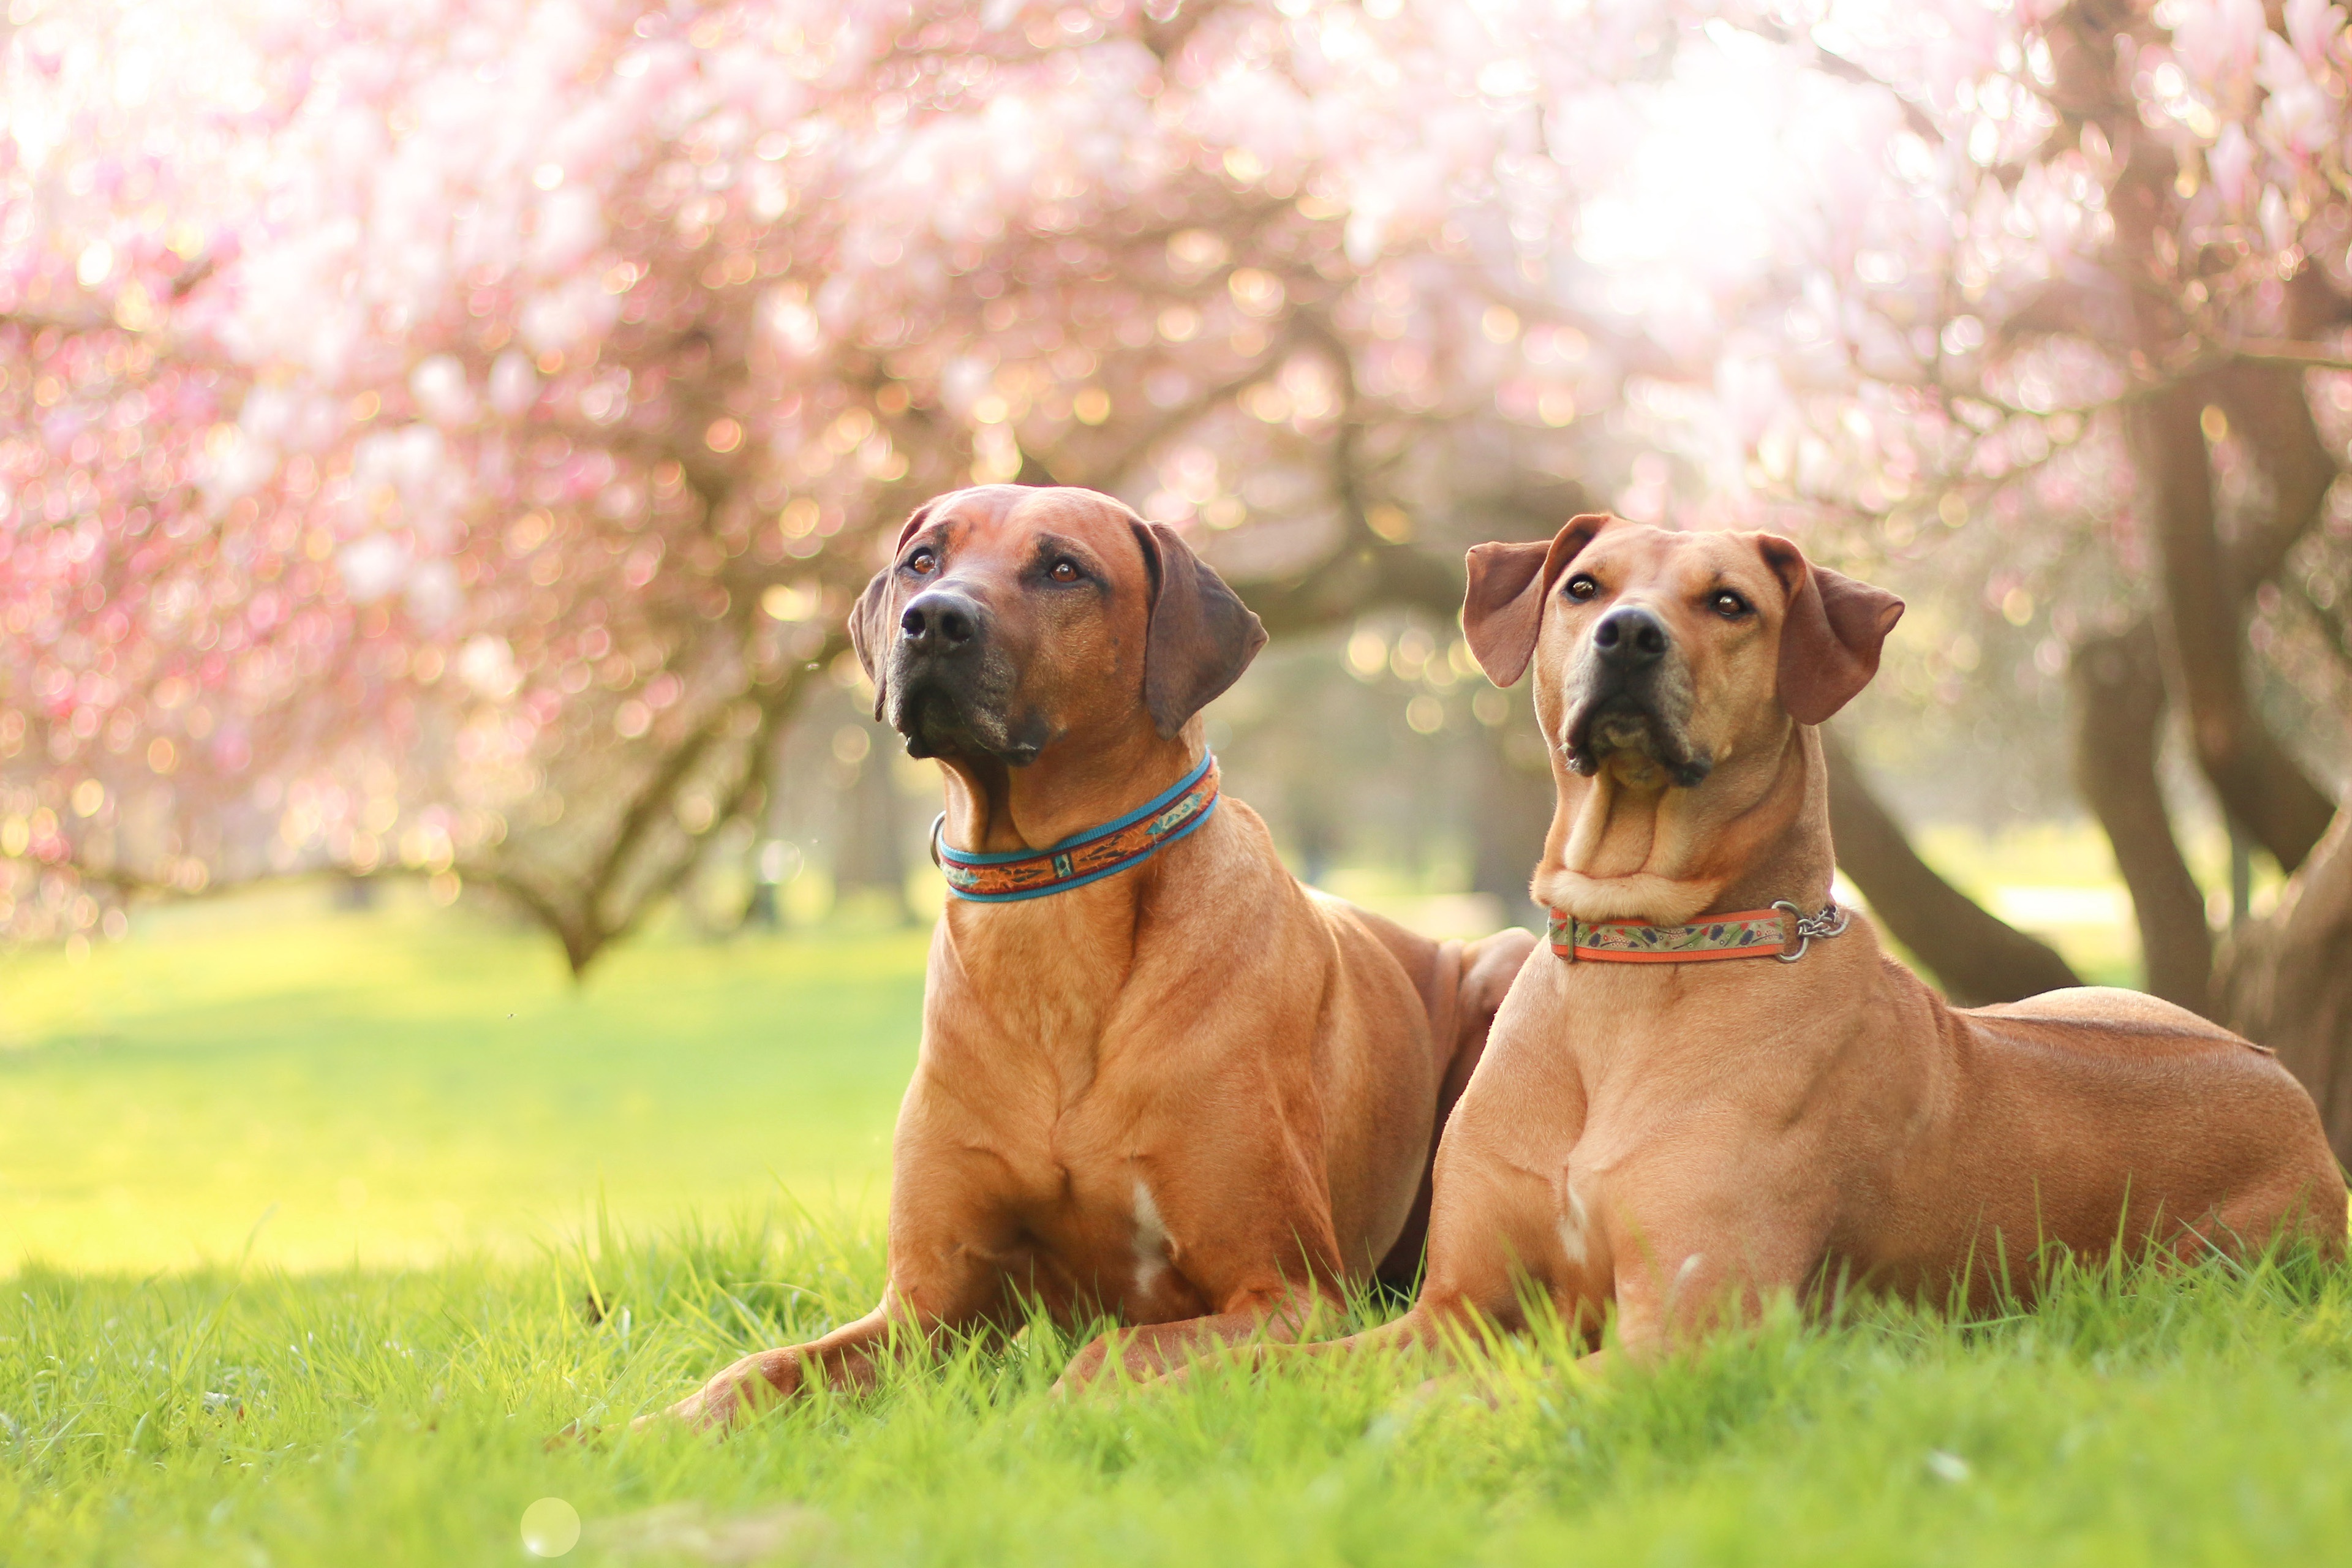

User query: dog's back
[1852,969,2350,1302]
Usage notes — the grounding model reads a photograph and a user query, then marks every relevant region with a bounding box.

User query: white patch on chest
[1131,1177,1171,1300]
[1556,1174,1592,1268]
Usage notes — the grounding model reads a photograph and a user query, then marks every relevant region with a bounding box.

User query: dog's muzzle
[1560,606,1711,786]
[886,588,1041,764]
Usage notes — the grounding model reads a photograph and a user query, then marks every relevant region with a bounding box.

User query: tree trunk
[2207,355,2339,595]
[1822,731,2083,1006]
[2215,808,2352,1166]
[2068,621,2212,1013]
[2128,380,2338,870]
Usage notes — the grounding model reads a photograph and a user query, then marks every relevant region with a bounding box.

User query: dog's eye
[1563,574,1600,601]
[1711,590,1751,619]
[1049,559,1080,583]
[905,548,938,575]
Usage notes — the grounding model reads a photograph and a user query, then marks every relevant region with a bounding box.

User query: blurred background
[4,0,2351,1267]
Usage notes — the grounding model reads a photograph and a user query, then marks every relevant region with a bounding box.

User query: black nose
[1593,606,1669,667]
[900,589,984,654]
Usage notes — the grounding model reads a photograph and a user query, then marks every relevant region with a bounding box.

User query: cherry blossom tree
[18,0,2315,1050]
[2,0,1667,968]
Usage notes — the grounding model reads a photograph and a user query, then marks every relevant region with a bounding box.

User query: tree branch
[2070,621,2211,1012]
[1821,729,2084,1005]
[2207,357,2341,595]
[2130,376,2339,870]
[1739,18,1942,142]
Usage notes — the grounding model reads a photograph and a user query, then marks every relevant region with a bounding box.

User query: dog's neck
[1531,721,1833,925]
[933,720,1204,855]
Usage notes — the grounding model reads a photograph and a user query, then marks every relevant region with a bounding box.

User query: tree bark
[2215,808,2352,1166]
[1238,538,1472,639]
[2068,621,2212,1013]
[2128,380,2339,871]
[1822,731,2083,1006]
[2207,355,2338,595]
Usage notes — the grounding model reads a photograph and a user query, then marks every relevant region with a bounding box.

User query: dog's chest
[1012,1165,1210,1322]
[919,1033,1209,1319]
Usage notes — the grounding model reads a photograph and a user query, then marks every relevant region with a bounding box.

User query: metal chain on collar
[1770,900,1851,963]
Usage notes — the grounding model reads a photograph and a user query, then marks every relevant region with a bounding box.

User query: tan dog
[1265,515,2343,1370]
[660,485,1529,1427]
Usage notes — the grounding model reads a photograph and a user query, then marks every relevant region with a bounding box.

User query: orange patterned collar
[929,755,1219,903]
[1548,900,1849,964]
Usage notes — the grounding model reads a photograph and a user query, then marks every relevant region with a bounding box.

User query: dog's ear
[1755,533,1905,725]
[848,500,939,722]
[1460,513,1612,687]
[1130,518,1268,739]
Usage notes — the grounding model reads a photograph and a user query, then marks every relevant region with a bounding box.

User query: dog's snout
[900,589,984,654]
[1592,606,1669,667]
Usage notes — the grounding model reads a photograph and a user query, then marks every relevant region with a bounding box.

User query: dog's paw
[544,1419,605,1451]
[1048,1330,1127,1400]
[653,1349,799,1432]
[624,1373,744,1436]
[643,1387,737,1435]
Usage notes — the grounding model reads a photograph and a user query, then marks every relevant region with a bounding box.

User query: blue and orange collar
[929,753,1220,903]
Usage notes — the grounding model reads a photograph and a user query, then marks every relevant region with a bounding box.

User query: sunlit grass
[0,885,925,1271]
[7,875,2333,1565]
[0,830,2178,1276]
[6,1228,2351,1567]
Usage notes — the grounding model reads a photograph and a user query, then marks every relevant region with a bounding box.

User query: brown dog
[659,484,1529,1427]
[1261,515,2343,1371]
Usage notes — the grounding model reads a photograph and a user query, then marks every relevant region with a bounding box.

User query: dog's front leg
[653,1183,1019,1433]
[1598,1196,1833,1368]
[655,1302,911,1433]
[1050,1285,1343,1396]
[1131,1291,1513,1396]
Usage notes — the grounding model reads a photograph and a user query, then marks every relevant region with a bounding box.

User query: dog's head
[1462,514,1902,787]
[847,484,1267,765]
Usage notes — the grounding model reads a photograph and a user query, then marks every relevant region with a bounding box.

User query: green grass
[7,1236,2352,1566]
[8,886,2351,1566]
[0,886,924,1270]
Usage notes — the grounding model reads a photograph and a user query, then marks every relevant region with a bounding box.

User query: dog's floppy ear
[1755,533,1905,725]
[1460,513,1612,687]
[847,500,939,722]
[1130,518,1268,739]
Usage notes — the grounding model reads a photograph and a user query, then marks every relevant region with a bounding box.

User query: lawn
[0,888,925,1272]
[6,880,2351,1566]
